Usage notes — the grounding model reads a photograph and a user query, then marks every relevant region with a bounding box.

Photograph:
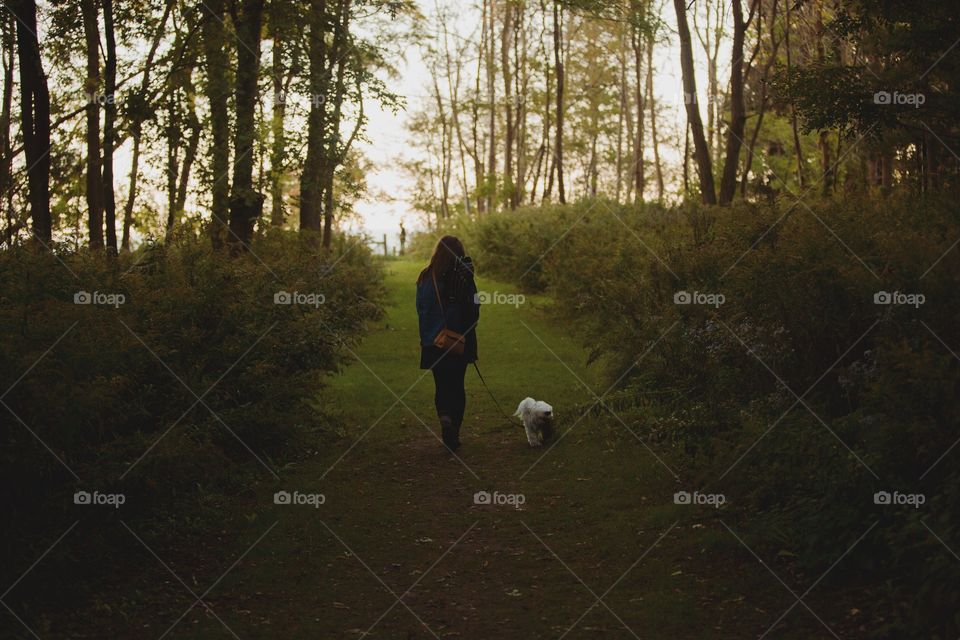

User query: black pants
[431,356,468,429]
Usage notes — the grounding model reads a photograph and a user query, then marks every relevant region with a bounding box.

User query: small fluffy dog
[515,397,555,447]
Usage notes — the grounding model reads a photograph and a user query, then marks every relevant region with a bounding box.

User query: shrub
[0,231,383,602]
[445,194,960,638]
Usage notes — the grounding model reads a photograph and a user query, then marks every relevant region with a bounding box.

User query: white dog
[515,397,554,447]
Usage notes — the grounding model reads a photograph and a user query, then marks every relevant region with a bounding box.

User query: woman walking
[416,236,480,452]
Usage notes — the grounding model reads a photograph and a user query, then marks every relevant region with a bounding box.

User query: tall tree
[1,11,17,242]
[501,0,515,208]
[629,3,645,203]
[102,0,118,253]
[674,0,716,204]
[12,0,49,244]
[718,0,748,205]
[646,29,664,201]
[228,0,266,249]
[484,0,497,210]
[741,0,781,198]
[81,0,104,249]
[439,11,475,214]
[552,0,565,203]
[268,3,301,227]
[201,0,232,248]
[300,0,333,234]
[784,0,805,188]
[320,1,360,248]
[122,0,173,251]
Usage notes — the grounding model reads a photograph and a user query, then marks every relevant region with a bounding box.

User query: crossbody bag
[431,269,466,356]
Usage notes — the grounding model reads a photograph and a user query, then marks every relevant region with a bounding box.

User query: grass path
[153,260,845,639]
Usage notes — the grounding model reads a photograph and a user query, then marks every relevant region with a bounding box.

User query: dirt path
[132,260,843,640]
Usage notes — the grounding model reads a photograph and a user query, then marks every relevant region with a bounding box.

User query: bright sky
[43,1,723,251]
[349,0,715,254]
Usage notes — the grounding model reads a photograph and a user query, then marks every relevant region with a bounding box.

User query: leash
[472,362,523,427]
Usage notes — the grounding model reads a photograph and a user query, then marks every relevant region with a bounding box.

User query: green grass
[65,259,861,639]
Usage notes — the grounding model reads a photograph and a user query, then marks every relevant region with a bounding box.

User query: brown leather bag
[432,270,466,356]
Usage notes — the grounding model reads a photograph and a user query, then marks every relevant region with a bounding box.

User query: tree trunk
[441,17,473,215]
[431,71,452,219]
[718,0,746,205]
[785,0,805,188]
[472,15,484,213]
[300,0,329,234]
[514,5,526,207]
[165,96,180,238]
[501,1,515,208]
[175,70,201,218]
[740,0,780,198]
[321,8,353,250]
[541,0,554,203]
[647,34,664,201]
[102,0,118,253]
[81,0,104,249]
[485,0,496,211]
[122,0,173,251]
[1,13,15,239]
[269,9,289,227]
[588,115,598,197]
[228,0,266,250]
[631,21,645,204]
[201,0,231,248]
[13,0,51,244]
[552,1,565,203]
[674,0,716,204]
[814,5,832,196]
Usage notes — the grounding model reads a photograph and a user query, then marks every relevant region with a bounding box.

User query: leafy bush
[442,195,960,638]
[0,232,383,602]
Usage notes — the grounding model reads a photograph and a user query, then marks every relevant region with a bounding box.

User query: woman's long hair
[417,235,465,284]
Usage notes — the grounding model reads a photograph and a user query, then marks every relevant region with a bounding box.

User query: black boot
[440,414,460,452]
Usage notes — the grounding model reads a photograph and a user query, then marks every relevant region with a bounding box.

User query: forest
[1,0,959,638]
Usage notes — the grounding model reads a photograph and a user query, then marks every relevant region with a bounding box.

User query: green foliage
[443,195,960,638]
[0,233,383,600]
[771,63,872,135]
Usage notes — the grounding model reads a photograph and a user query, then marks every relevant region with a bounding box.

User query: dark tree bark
[552,1,565,203]
[269,7,294,227]
[321,51,347,248]
[814,4,832,196]
[471,14,484,213]
[201,0,232,248]
[228,0,266,250]
[174,71,201,231]
[102,0,118,253]
[674,0,716,204]
[785,0,805,188]
[647,34,664,201]
[301,0,355,247]
[1,13,15,237]
[718,0,747,205]
[631,20,645,203]
[741,0,781,197]
[501,2,515,209]
[81,0,104,249]
[12,0,50,243]
[485,0,496,211]
[321,3,357,249]
[165,96,180,238]
[300,0,331,234]
[514,8,527,207]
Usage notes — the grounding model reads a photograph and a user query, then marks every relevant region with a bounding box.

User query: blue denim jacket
[416,258,479,362]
